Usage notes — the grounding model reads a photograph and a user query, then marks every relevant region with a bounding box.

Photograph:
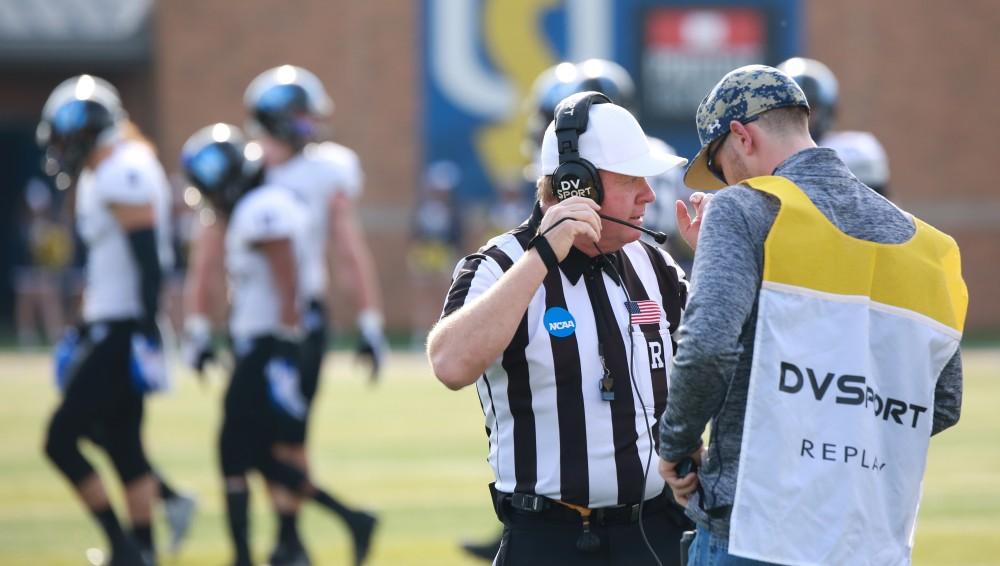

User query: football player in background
[39,75,195,566]
[182,124,377,566]
[778,57,891,197]
[183,65,385,564]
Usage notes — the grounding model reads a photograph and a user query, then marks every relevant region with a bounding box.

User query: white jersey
[76,140,173,323]
[444,222,689,508]
[225,184,308,341]
[264,141,363,300]
[821,130,890,189]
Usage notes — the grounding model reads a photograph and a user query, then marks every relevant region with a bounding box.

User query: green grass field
[0,349,997,565]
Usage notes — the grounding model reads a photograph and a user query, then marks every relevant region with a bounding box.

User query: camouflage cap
[684,64,809,190]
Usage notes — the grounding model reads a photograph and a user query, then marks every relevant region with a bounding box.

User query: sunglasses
[705,115,760,184]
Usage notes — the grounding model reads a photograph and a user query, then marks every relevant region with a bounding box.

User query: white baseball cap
[540,103,687,177]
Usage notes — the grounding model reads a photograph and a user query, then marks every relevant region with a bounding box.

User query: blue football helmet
[244,65,332,149]
[36,75,126,182]
[181,123,264,214]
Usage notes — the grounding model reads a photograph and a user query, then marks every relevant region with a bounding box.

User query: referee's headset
[551,91,668,245]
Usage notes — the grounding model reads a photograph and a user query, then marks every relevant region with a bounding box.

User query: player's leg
[38,269,65,344]
[266,449,309,566]
[157,472,197,555]
[220,337,273,566]
[267,300,327,564]
[220,417,255,566]
[103,377,157,563]
[43,324,145,564]
[260,454,378,566]
[88,417,195,557]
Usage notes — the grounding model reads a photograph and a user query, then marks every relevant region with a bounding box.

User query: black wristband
[528,234,559,270]
[125,227,162,323]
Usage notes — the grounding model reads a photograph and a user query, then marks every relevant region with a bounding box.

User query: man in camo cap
[683,64,810,191]
[657,65,965,564]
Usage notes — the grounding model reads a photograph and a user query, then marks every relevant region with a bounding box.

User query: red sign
[642,8,767,119]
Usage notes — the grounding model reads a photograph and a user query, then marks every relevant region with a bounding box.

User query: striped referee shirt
[441,205,688,508]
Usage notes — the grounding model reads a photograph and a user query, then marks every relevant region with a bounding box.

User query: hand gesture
[674,192,713,251]
[537,196,602,261]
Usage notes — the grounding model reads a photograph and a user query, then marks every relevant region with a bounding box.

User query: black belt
[494,488,672,527]
[490,484,691,554]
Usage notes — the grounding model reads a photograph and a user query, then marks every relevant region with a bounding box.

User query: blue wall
[421,0,801,203]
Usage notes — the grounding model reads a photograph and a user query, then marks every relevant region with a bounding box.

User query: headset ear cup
[552,159,603,204]
[551,91,609,205]
[585,159,603,204]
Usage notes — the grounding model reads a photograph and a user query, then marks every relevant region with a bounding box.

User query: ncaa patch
[544,307,576,338]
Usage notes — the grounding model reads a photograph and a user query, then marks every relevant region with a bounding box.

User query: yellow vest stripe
[743,176,968,332]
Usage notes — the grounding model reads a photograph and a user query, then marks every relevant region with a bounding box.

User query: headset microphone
[598,214,667,244]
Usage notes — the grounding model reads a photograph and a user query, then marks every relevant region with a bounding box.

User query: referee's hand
[538,197,602,261]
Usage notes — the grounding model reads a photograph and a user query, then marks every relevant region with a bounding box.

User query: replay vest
[728,176,967,565]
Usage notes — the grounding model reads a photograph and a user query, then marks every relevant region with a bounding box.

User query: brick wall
[806,0,999,329]
[151,1,998,331]
[155,1,419,328]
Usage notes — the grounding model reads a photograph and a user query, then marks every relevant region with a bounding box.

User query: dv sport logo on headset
[549,90,670,244]
[552,91,612,204]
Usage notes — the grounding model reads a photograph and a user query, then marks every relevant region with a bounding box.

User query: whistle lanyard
[584,259,628,403]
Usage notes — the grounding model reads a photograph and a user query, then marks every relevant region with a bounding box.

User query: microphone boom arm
[598,213,668,244]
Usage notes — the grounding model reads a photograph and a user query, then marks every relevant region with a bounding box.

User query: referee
[428,94,707,565]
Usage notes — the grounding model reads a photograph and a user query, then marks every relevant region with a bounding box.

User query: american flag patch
[626,300,662,324]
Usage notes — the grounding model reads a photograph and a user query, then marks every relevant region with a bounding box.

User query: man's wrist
[659,438,704,462]
[527,234,559,270]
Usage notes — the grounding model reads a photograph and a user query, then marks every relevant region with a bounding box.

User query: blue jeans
[688,525,780,566]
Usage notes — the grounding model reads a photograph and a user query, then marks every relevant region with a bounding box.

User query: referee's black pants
[493,495,690,566]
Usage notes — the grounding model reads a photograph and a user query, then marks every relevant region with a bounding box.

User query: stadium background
[0,1,997,565]
[0,0,997,334]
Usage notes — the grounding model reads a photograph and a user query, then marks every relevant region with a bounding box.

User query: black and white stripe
[441,221,687,508]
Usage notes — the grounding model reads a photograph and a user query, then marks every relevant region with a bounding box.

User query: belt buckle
[511,493,547,513]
